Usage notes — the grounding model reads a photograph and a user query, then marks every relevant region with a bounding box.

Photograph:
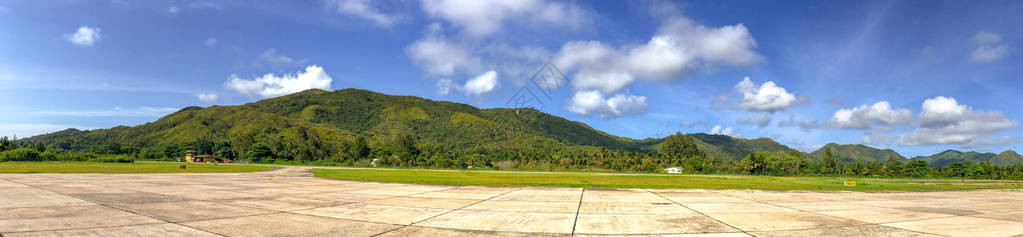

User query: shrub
[0,147,41,161]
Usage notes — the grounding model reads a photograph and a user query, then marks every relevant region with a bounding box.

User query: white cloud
[899,96,1019,146]
[709,125,742,138]
[972,32,1002,44]
[196,93,218,102]
[406,24,482,77]
[738,113,772,127]
[325,0,403,27]
[971,44,1009,63]
[65,26,101,46]
[566,90,648,118]
[259,48,299,66]
[36,107,179,117]
[827,101,912,129]
[462,70,499,96]
[436,78,455,95]
[168,6,180,14]
[0,124,99,138]
[552,15,762,94]
[860,131,895,146]
[204,37,217,46]
[734,77,802,112]
[188,1,219,9]
[420,0,589,37]
[225,65,333,98]
[970,32,1010,63]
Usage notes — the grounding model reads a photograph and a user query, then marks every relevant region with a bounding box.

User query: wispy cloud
[35,107,179,117]
[0,124,99,138]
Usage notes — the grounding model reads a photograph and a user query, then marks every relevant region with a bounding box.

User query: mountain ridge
[19,88,1020,167]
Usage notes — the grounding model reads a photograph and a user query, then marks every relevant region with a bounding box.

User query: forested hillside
[18,88,1023,175]
[913,150,1023,167]
[810,143,906,163]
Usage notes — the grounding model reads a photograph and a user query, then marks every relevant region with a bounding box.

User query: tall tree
[822,147,838,174]
[659,133,705,165]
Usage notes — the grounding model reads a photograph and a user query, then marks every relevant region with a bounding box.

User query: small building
[664,167,682,174]
[185,150,230,163]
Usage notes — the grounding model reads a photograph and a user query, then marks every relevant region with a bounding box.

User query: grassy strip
[313,168,1023,191]
[0,162,279,173]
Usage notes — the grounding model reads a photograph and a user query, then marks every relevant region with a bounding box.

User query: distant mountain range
[20,88,1023,167]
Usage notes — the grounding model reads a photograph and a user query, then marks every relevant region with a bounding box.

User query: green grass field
[0,162,279,173]
[313,168,1023,191]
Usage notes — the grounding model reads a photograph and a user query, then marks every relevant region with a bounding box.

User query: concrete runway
[2,167,1023,236]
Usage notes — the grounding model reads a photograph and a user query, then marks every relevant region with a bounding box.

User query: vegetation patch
[0,162,279,173]
[312,168,1023,191]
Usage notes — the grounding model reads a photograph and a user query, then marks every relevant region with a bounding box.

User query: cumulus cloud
[566,90,648,118]
[168,6,180,14]
[462,70,499,96]
[738,113,772,127]
[553,16,762,94]
[325,0,404,27]
[899,96,1019,146]
[827,101,912,129]
[970,32,1010,63]
[420,0,589,37]
[709,125,742,138]
[733,77,804,112]
[196,93,218,102]
[406,24,482,77]
[225,65,333,98]
[65,26,101,46]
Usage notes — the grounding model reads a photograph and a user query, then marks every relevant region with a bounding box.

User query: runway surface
[3,166,1023,236]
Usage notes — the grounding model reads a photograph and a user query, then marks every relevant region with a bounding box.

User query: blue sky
[1,0,1021,157]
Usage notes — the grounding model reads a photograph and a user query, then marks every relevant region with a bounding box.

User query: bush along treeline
[0,136,133,163]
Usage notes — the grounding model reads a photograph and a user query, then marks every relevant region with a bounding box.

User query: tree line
[7,132,1023,180]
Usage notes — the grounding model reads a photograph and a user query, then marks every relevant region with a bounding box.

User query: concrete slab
[574,213,739,235]
[294,203,451,225]
[686,202,798,214]
[493,189,581,202]
[463,200,580,213]
[366,196,480,209]
[883,216,1023,236]
[4,223,218,237]
[115,201,276,222]
[181,213,399,236]
[0,205,164,233]
[71,192,192,204]
[818,207,954,224]
[710,212,866,232]
[0,194,95,208]
[379,226,567,237]
[224,196,345,211]
[417,210,576,234]
[579,202,695,214]
[751,225,939,237]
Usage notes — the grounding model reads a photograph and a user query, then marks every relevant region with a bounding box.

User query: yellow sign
[844,181,857,187]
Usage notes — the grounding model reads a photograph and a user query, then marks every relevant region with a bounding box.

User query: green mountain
[687,133,803,162]
[912,150,1023,167]
[23,88,653,157]
[809,143,906,163]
